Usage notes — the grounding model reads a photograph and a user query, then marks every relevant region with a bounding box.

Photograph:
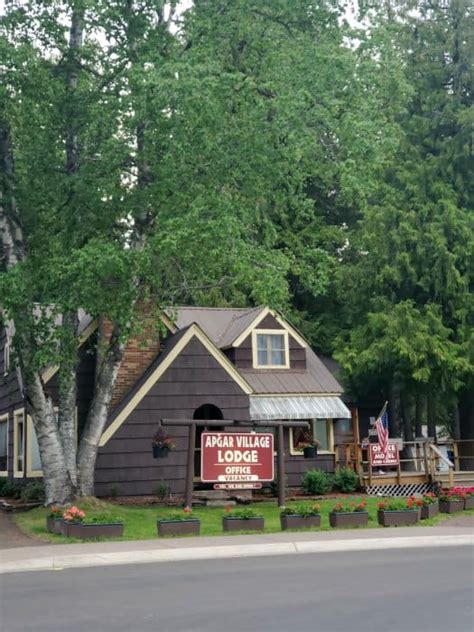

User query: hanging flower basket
[152,445,170,459]
[151,428,175,459]
[303,445,318,459]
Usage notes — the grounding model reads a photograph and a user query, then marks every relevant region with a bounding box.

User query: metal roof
[171,306,265,347]
[250,396,351,420]
[240,347,343,395]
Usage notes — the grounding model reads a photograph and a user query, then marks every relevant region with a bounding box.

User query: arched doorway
[193,404,224,482]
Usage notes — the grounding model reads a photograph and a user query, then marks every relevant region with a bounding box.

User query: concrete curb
[1,534,472,575]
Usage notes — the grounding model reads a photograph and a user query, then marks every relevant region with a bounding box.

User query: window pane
[256,334,267,351]
[16,418,24,471]
[0,420,7,471]
[270,335,285,351]
[257,349,268,365]
[31,426,42,471]
[270,349,285,365]
[312,419,329,451]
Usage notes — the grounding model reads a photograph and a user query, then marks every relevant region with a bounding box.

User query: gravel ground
[0,510,46,550]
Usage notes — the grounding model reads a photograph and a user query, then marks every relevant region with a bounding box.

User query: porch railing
[334,439,474,488]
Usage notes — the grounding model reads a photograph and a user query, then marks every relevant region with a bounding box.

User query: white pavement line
[0,535,472,575]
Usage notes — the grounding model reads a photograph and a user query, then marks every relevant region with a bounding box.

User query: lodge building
[0,306,356,497]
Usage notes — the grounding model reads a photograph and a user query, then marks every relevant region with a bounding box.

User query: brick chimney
[102,305,164,409]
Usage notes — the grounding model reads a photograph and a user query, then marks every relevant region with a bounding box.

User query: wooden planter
[329,511,369,528]
[152,445,170,459]
[46,516,62,534]
[157,519,200,537]
[377,510,419,527]
[280,514,321,530]
[222,517,264,532]
[61,521,124,538]
[420,503,439,520]
[439,499,465,514]
[303,446,318,459]
[464,496,474,510]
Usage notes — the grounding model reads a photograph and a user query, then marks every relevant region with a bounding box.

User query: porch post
[184,423,196,510]
[277,424,285,508]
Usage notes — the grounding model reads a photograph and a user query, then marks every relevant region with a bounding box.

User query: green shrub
[1,480,23,499]
[20,481,45,501]
[301,469,333,495]
[0,478,7,495]
[334,467,359,493]
[153,482,170,500]
[223,508,260,519]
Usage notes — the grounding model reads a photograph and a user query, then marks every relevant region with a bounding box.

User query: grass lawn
[14,496,472,544]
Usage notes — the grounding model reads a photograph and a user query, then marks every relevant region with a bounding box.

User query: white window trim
[13,409,25,478]
[0,413,8,476]
[289,420,335,456]
[4,342,10,376]
[26,408,78,478]
[252,329,290,369]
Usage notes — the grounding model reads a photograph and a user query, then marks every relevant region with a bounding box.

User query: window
[290,419,334,455]
[252,330,289,368]
[0,414,8,475]
[13,410,25,477]
[26,408,74,478]
[27,415,43,477]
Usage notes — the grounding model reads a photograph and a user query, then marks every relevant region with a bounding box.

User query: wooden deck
[362,472,429,487]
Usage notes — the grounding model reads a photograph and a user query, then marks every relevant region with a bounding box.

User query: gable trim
[231,307,308,349]
[99,324,253,447]
[41,319,99,384]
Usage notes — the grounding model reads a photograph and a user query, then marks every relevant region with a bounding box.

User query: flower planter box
[46,516,62,534]
[152,445,170,458]
[377,510,419,527]
[439,499,465,514]
[280,514,321,530]
[303,446,318,459]
[464,497,474,510]
[329,511,369,528]
[61,521,124,538]
[157,519,200,537]
[420,503,439,520]
[222,517,264,532]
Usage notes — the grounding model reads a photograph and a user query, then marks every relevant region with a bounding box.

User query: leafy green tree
[1,1,408,502]
[334,0,473,439]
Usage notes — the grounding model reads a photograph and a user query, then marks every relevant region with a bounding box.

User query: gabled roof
[99,323,253,446]
[170,305,309,349]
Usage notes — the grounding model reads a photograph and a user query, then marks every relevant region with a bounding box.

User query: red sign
[201,432,274,483]
[369,442,399,466]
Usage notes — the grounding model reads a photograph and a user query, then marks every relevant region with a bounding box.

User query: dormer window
[252,330,289,368]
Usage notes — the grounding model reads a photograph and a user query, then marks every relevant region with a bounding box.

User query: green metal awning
[250,396,351,421]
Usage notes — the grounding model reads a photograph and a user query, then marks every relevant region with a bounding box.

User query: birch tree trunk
[77,320,125,495]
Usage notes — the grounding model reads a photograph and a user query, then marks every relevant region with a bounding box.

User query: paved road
[1,546,473,632]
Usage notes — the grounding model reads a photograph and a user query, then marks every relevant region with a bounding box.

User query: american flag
[375,403,389,452]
